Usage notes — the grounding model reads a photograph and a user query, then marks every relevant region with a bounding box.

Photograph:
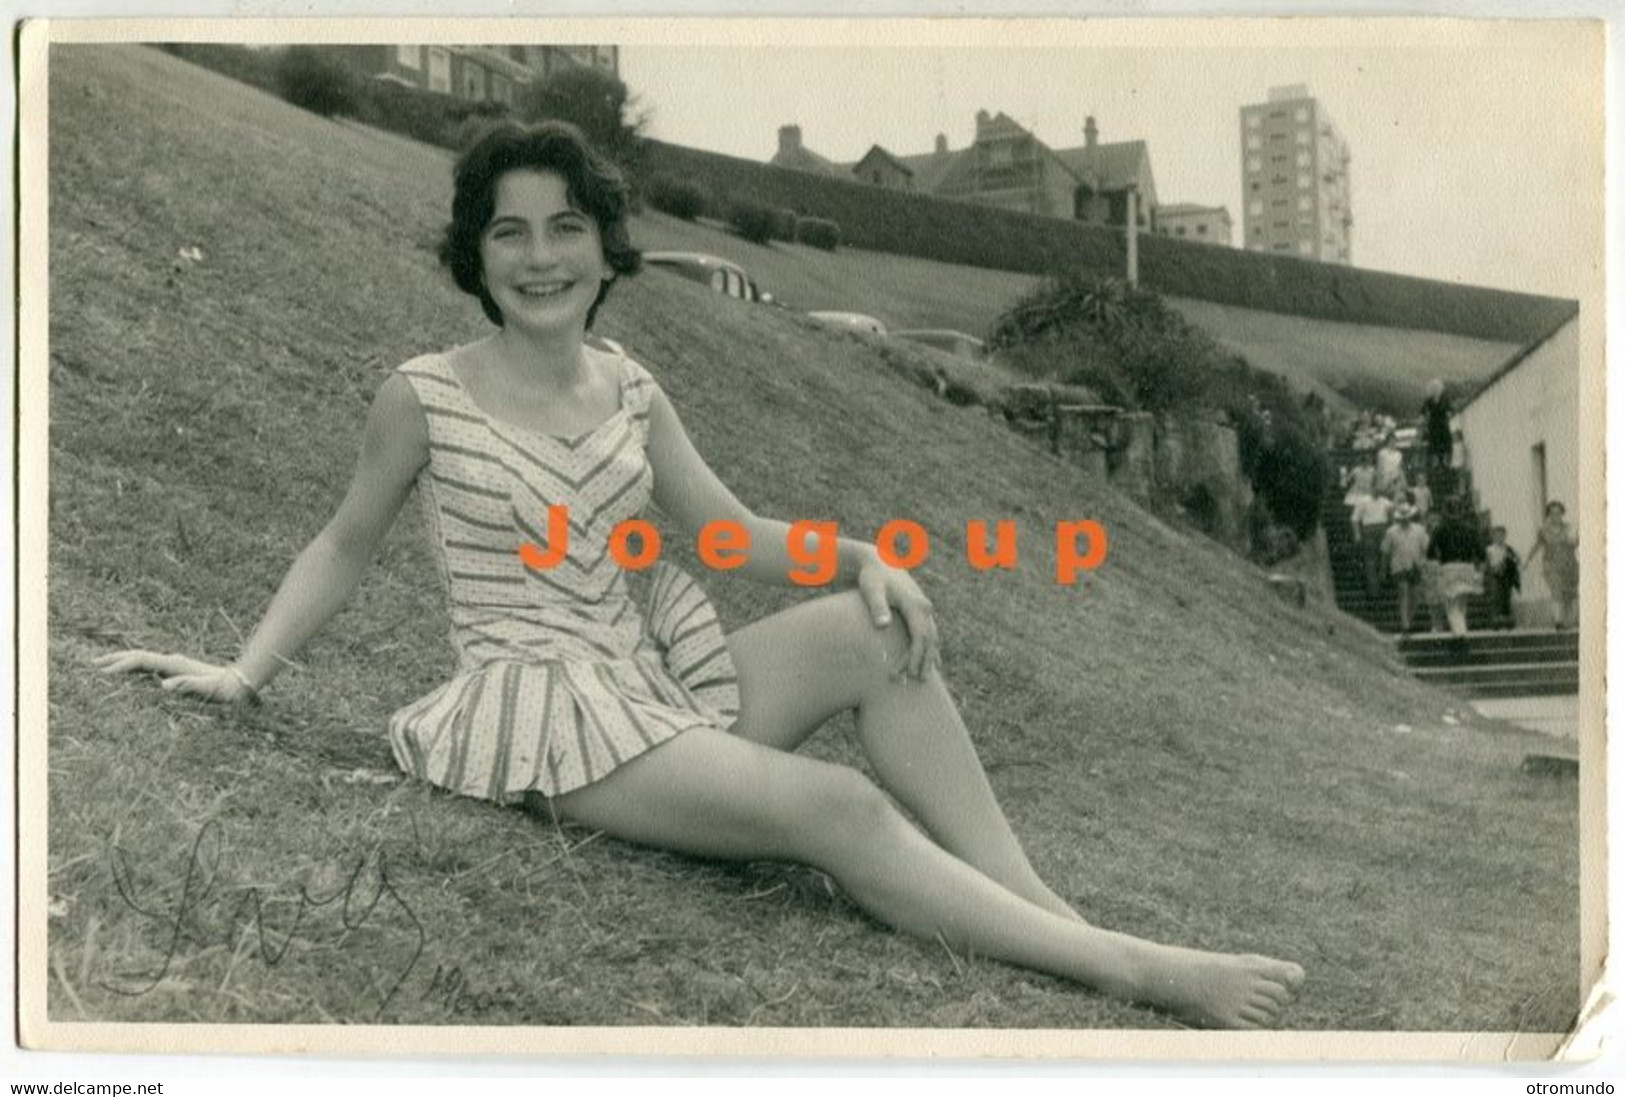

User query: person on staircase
[1526,500,1579,631]
[1428,499,1486,658]
[1421,379,1454,480]
[1408,476,1432,520]
[1381,502,1430,635]
[1374,431,1407,499]
[1483,525,1521,631]
[1351,489,1394,601]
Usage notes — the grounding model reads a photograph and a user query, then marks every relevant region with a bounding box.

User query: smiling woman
[98,120,1303,1029]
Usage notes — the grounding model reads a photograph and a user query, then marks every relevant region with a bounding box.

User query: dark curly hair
[438,120,641,329]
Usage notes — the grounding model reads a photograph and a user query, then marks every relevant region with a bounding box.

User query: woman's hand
[855,558,940,681]
[95,650,259,704]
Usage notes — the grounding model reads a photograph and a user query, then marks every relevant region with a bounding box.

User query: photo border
[13,11,1612,1067]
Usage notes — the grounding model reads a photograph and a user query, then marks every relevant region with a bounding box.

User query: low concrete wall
[1152,412,1253,552]
[1111,412,1157,500]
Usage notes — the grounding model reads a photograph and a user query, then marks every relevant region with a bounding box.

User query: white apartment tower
[1239,85,1352,263]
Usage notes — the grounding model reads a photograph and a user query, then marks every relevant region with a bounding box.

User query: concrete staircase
[1322,448,1495,633]
[1397,630,1580,698]
[1323,447,1579,698]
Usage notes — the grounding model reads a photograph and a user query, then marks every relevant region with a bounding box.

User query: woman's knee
[815,590,913,680]
[787,764,902,862]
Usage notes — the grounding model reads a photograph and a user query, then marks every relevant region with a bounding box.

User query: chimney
[975,109,990,127]
[778,124,802,154]
[1085,116,1099,149]
[935,133,949,155]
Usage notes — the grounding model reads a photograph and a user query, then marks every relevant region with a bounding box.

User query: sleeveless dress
[386,348,741,803]
[1537,520,1579,602]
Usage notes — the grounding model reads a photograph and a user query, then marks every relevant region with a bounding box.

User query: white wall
[1456,317,1579,622]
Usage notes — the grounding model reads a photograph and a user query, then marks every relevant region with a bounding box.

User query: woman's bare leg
[551,726,1303,1028]
[721,590,1078,919]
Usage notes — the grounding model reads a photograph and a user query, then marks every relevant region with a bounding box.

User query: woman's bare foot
[1120,939,1305,1028]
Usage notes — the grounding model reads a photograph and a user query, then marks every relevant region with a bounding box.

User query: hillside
[646,137,1577,346]
[41,44,1580,1034]
[631,213,1520,412]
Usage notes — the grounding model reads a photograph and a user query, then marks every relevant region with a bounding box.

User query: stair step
[1399,631,1580,654]
[1401,647,1578,668]
[1446,679,1580,699]
[1412,662,1578,687]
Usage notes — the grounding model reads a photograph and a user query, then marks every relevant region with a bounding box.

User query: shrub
[991,272,1326,537]
[451,102,515,153]
[989,273,1218,413]
[1216,361,1329,538]
[645,175,710,220]
[769,207,799,242]
[796,216,841,251]
[157,43,281,95]
[275,46,359,119]
[352,80,457,149]
[726,198,777,245]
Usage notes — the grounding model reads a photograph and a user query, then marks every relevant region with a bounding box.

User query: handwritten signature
[100,819,426,1019]
[420,963,523,1017]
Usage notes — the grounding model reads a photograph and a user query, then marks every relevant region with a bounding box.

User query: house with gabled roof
[769,113,1203,234]
[852,145,916,190]
[771,125,846,176]
[930,110,1087,219]
[1051,117,1158,229]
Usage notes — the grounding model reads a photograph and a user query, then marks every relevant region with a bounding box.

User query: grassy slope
[45,45,1578,1031]
[632,212,1519,412]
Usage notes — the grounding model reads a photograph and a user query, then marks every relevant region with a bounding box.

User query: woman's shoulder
[586,337,663,412]
[393,348,458,387]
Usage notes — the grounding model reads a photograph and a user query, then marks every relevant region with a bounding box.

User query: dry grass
[43,44,1580,1031]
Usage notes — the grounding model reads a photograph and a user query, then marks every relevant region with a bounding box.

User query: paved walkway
[1470,694,1579,740]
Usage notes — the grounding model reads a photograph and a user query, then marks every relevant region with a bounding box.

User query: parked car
[890,329,986,360]
[643,251,771,304]
[807,311,888,336]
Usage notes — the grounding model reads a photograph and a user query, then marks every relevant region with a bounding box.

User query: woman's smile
[515,280,575,299]
[480,169,609,335]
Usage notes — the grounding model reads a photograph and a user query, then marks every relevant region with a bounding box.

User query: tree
[274,46,359,119]
[519,66,648,172]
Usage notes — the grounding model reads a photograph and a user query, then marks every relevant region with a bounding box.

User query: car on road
[807,311,888,336]
[643,251,771,304]
[891,329,986,360]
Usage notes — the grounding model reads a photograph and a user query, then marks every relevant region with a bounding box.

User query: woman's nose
[523,235,560,266]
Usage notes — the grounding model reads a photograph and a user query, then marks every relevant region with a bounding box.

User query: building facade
[1455,316,1580,624]
[338,44,618,107]
[931,111,1082,218]
[772,113,1178,232]
[1153,203,1233,246]
[1053,116,1158,231]
[1239,84,1352,263]
[852,145,915,190]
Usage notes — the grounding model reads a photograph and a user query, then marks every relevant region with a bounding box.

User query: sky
[619,21,1602,300]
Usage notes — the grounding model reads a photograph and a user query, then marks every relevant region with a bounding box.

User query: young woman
[99,122,1303,1029]
[1526,501,1579,631]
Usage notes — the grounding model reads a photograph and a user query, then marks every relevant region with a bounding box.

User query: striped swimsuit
[387,348,740,803]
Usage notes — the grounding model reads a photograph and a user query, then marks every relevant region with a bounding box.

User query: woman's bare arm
[98,372,429,698]
[644,385,939,678]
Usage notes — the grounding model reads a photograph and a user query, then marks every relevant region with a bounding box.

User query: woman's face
[478,169,609,338]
